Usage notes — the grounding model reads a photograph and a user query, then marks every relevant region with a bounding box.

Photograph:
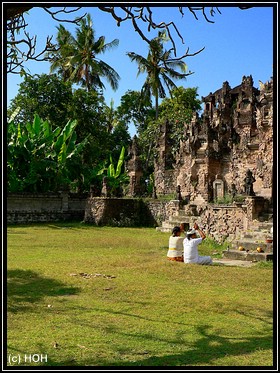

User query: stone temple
[154,75,273,205]
[150,75,273,258]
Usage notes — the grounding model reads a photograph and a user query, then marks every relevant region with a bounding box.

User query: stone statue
[176,185,183,201]
[152,186,157,199]
[244,169,256,196]
[101,176,110,197]
[231,183,237,199]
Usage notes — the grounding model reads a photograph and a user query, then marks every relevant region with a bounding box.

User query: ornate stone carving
[153,75,273,204]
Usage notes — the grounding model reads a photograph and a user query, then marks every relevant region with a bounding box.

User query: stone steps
[231,238,273,251]
[235,231,272,241]
[222,249,273,262]
[231,219,273,258]
[157,218,189,233]
[156,212,203,233]
[156,207,273,262]
[249,221,273,230]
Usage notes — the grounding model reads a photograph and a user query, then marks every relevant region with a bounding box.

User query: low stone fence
[84,197,171,227]
[7,194,269,244]
[7,194,171,227]
[197,203,245,242]
[7,193,87,224]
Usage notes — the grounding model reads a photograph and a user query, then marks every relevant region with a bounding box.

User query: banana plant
[7,111,87,192]
[97,145,129,196]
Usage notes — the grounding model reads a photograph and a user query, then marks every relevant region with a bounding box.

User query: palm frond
[100,38,119,53]
[97,60,120,91]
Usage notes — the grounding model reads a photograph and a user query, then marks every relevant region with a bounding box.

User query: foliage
[7,224,273,367]
[48,13,120,92]
[137,118,161,174]
[7,74,131,193]
[146,173,155,196]
[214,194,246,205]
[215,194,234,204]
[233,194,246,203]
[116,90,155,133]
[7,113,87,192]
[97,146,129,196]
[127,30,192,120]
[158,86,202,155]
[7,74,73,128]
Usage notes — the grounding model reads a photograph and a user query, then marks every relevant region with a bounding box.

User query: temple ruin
[154,75,273,205]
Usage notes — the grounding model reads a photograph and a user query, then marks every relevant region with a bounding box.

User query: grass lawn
[6,223,274,368]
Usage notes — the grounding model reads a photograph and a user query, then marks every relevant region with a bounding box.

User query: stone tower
[126,136,144,197]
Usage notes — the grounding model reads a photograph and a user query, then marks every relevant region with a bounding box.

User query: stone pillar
[244,196,265,221]
[60,192,69,212]
[127,136,143,197]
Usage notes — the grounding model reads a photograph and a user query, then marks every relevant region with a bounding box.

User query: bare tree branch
[42,7,86,24]
[98,6,223,59]
[6,6,86,74]
[6,6,252,75]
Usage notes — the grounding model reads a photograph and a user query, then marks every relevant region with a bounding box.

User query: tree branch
[42,7,86,24]
[6,6,253,75]
[6,6,86,74]
[98,6,224,60]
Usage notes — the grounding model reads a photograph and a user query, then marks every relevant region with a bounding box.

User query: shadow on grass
[102,324,274,368]
[32,323,273,368]
[7,269,80,313]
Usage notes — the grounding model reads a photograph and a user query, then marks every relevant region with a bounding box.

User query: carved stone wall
[154,75,273,204]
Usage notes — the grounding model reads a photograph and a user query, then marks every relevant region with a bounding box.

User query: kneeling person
[167,226,184,262]
[183,223,212,265]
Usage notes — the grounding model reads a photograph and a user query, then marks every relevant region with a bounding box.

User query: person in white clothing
[183,222,212,265]
[167,226,184,262]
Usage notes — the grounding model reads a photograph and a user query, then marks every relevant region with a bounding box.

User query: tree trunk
[155,93,159,120]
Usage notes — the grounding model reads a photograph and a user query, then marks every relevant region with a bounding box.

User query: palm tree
[47,25,75,81]
[127,31,191,119]
[49,14,120,92]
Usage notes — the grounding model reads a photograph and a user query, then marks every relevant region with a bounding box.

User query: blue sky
[6,5,274,135]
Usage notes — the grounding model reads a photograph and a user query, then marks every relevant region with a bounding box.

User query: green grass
[7,223,274,367]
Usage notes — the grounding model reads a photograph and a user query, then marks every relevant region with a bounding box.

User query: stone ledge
[223,250,273,262]
[212,258,257,267]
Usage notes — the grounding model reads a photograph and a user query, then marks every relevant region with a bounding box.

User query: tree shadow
[35,323,273,368]
[7,269,80,313]
[102,324,274,368]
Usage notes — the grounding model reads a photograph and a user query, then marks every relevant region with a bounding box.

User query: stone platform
[212,258,257,267]
[222,249,273,262]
